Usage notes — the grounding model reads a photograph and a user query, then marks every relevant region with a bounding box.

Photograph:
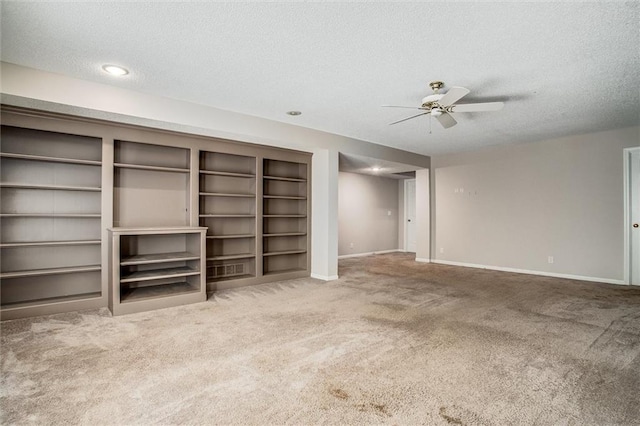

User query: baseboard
[431,259,626,286]
[338,249,402,259]
[415,257,431,263]
[310,273,339,281]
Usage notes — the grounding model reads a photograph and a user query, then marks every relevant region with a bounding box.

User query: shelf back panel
[263,180,307,198]
[1,217,101,243]
[263,217,307,234]
[200,174,255,195]
[1,245,100,273]
[114,168,189,227]
[263,236,307,253]
[1,271,101,306]
[1,126,102,162]
[201,217,256,236]
[200,196,256,215]
[115,140,189,169]
[1,160,101,188]
[200,152,255,175]
[1,189,100,215]
[263,253,307,274]
[263,159,307,180]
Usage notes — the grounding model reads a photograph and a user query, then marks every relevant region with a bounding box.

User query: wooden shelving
[0,125,103,320]
[199,151,257,285]
[199,170,255,178]
[262,158,309,276]
[200,192,255,198]
[207,234,255,240]
[0,265,101,279]
[114,162,189,174]
[109,227,206,316]
[0,152,102,166]
[0,183,101,192]
[120,251,201,266]
[0,240,101,248]
[1,109,312,319]
[114,140,190,227]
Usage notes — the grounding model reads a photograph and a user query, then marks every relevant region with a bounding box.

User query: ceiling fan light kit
[384,80,504,130]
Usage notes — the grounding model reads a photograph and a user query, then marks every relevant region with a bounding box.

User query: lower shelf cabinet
[109,226,207,316]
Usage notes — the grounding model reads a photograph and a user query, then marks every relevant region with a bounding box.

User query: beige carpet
[2,253,640,425]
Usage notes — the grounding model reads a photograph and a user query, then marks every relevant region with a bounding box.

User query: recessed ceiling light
[102,64,129,76]
[372,167,381,172]
[286,111,302,116]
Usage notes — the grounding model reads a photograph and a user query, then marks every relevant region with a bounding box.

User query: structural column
[311,148,339,280]
[415,168,431,262]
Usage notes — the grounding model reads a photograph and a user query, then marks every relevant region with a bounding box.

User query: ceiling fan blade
[389,112,429,125]
[438,86,471,107]
[436,112,457,129]
[451,102,504,112]
[382,105,425,110]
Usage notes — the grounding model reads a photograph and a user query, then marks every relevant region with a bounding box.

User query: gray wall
[338,172,399,256]
[431,126,639,281]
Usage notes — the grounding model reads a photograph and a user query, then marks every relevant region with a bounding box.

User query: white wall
[338,172,399,256]
[0,62,430,281]
[0,63,430,169]
[430,126,640,283]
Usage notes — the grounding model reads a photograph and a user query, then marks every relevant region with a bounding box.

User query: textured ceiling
[1,2,639,156]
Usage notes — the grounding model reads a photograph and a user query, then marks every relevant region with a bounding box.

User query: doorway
[625,147,640,285]
[405,179,417,252]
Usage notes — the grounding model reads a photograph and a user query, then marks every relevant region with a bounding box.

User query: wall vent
[211,263,245,277]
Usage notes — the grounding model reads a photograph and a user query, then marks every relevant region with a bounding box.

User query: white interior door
[630,149,640,285]
[405,179,417,252]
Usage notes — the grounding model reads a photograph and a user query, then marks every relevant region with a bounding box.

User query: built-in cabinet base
[109,227,207,316]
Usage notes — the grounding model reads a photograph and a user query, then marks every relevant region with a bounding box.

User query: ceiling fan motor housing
[421,94,444,109]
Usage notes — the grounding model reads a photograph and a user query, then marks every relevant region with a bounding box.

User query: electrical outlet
[440,247,444,254]
[548,256,554,264]
[387,210,391,216]
[350,242,354,249]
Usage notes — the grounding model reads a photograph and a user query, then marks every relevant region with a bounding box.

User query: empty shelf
[207,253,255,261]
[263,233,307,237]
[199,192,255,198]
[0,152,102,166]
[199,170,255,178]
[263,175,306,182]
[0,240,101,248]
[0,213,101,218]
[263,249,307,257]
[263,195,306,200]
[263,214,306,218]
[114,163,189,173]
[120,281,199,303]
[1,292,102,310]
[206,234,255,239]
[0,265,101,279]
[120,266,200,283]
[0,183,102,192]
[263,268,306,276]
[199,214,255,218]
[121,251,200,266]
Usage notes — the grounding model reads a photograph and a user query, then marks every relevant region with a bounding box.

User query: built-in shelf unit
[199,151,257,284]
[109,227,206,315]
[263,158,309,276]
[1,107,311,319]
[0,125,104,320]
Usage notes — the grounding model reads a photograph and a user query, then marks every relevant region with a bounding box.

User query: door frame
[623,147,640,285]
[404,178,417,252]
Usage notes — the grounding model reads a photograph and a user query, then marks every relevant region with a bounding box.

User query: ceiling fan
[383,81,504,129]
